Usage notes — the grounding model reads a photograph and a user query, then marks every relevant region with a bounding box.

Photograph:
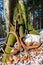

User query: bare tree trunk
[3,0,10,34]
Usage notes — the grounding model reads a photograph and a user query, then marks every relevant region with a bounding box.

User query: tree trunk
[2,0,38,63]
[3,0,10,34]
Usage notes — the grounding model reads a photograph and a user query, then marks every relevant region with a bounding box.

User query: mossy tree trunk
[2,0,38,63]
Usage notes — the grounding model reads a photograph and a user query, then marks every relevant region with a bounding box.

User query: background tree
[27,0,43,29]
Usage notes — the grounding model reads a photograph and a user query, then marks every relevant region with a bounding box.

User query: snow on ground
[0,34,43,65]
[37,29,43,42]
[40,30,43,35]
[25,34,41,43]
[39,29,43,43]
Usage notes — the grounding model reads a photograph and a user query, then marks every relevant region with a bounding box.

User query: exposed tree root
[8,29,42,55]
[2,22,42,55]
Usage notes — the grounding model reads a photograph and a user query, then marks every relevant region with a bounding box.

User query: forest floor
[0,42,43,65]
[0,34,43,65]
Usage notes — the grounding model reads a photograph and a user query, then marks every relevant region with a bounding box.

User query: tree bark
[2,0,39,63]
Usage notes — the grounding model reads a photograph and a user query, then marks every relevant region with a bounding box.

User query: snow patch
[25,34,41,43]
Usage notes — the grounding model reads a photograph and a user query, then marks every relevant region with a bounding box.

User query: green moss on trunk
[2,0,39,63]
